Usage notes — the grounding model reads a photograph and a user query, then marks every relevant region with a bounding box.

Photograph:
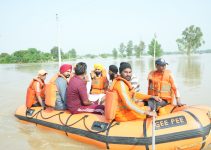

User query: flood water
[0,54,211,150]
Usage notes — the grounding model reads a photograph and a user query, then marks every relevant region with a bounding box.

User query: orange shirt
[111,77,150,122]
[26,77,45,108]
[32,78,45,99]
[148,70,180,103]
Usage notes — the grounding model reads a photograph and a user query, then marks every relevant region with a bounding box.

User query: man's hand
[83,100,93,106]
[176,97,184,107]
[41,101,46,110]
[90,72,96,79]
[146,111,157,117]
[152,96,162,102]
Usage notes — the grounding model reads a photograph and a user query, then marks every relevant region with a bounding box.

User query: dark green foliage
[99,53,110,58]
[119,43,126,57]
[50,46,64,60]
[176,25,205,55]
[126,40,133,57]
[0,46,79,64]
[134,41,145,58]
[148,38,163,57]
[0,48,52,63]
[12,48,41,63]
[112,48,118,58]
[0,53,11,63]
[68,49,77,58]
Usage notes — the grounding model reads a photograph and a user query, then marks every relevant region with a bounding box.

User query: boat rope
[63,114,73,136]
[25,109,88,129]
[170,105,178,113]
[25,109,42,126]
[105,119,120,150]
[143,118,149,150]
[58,114,89,136]
[58,113,72,126]
[65,114,73,125]
[67,115,88,127]
[39,110,64,119]
[25,108,119,138]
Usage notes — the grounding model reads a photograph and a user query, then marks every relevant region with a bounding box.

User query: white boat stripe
[120,81,145,115]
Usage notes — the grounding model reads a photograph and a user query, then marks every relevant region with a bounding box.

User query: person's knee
[160,100,168,107]
[147,100,154,110]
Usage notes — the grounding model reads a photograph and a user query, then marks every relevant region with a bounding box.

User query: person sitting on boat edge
[45,64,72,110]
[90,63,109,94]
[109,62,160,122]
[66,62,104,115]
[26,69,47,109]
[147,58,184,111]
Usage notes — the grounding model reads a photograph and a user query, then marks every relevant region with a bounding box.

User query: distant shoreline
[0,51,211,65]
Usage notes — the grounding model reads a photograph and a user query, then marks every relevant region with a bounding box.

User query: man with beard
[45,64,72,110]
[90,64,108,94]
[109,62,160,122]
[119,62,140,92]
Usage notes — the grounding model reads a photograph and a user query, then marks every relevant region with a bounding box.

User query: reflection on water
[17,123,94,150]
[14,63,60,75]
[131,58,147,90]
[148,58,155,71]
[177,56,201,86]
[111,60,119,67]
[15,63,44,72]
[134,59,145,73]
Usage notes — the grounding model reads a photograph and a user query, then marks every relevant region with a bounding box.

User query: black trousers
[147,98,168,111]
[31,102,41,107]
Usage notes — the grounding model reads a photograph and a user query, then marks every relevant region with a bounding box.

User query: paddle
[152,33,157,150]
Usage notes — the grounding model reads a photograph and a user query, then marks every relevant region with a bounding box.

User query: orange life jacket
[90,69,108,94]
[26,78,45,108]
[148,70,174,103]
[104,90,118,121]
[45,73,68,107]
[109,76,148,122]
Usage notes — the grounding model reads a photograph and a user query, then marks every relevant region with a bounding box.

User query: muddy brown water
[0,54,211,149]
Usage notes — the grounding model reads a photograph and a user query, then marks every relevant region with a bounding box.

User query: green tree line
[0,47,77,64]
[111,25,204,58]
[0,25,206,63]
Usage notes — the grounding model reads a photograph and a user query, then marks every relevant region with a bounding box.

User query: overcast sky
[0,0,210,55]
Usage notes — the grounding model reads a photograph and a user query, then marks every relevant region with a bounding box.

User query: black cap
[119,62,131,73]
[155,58,168,66]
[109,65,118,74]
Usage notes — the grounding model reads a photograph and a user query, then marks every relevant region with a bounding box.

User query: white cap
[38,69,47,76]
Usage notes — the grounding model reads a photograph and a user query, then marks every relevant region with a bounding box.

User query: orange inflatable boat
[15,105,211,150]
